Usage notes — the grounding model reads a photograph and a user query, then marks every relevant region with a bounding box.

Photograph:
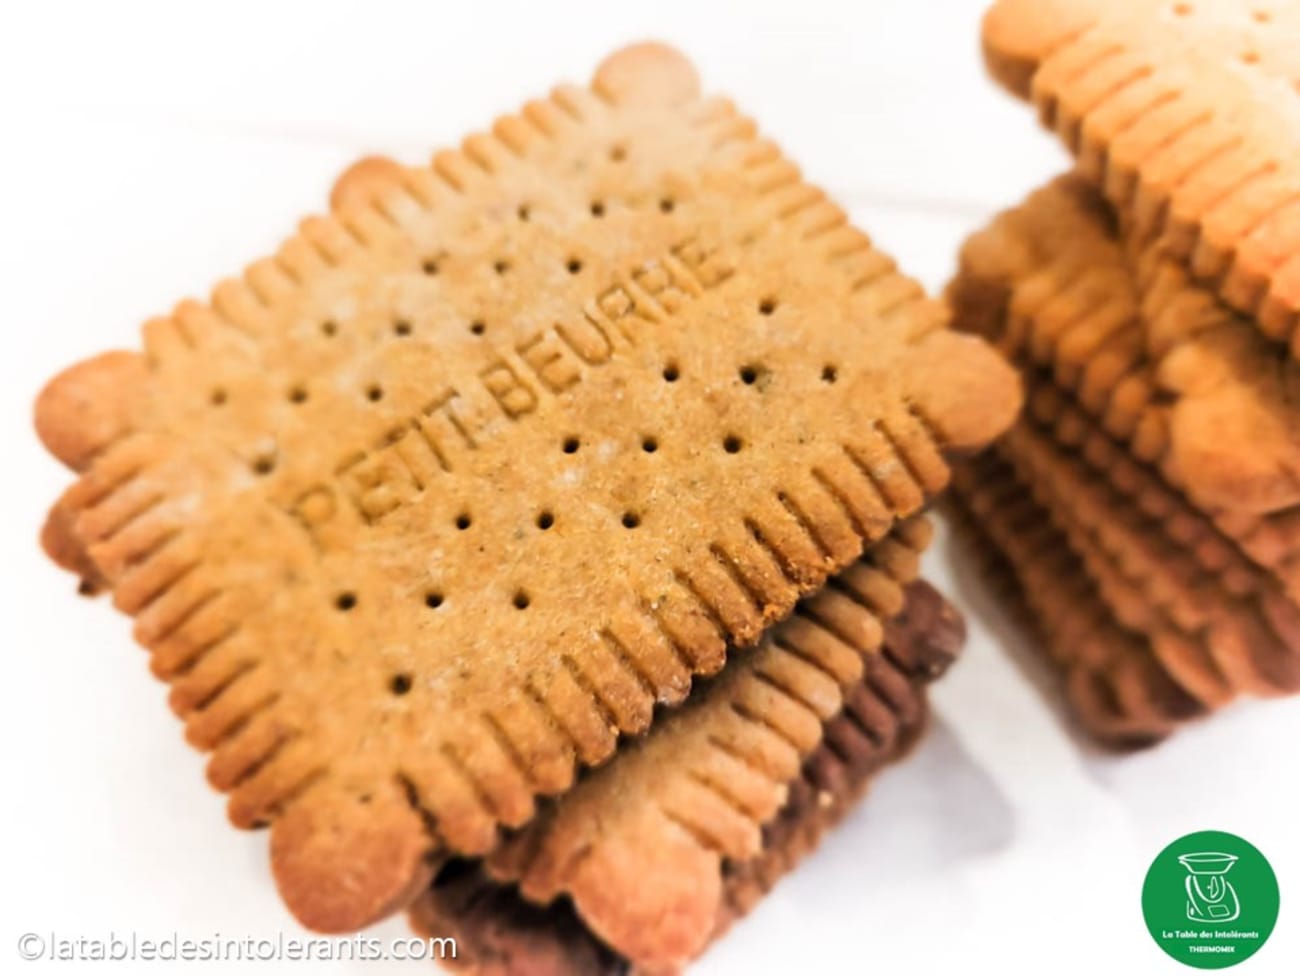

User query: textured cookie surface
[33,44,1018,931]
[1001,386,1300,704]
[982,0,1300,348]
[951,173,1300,515]
[478,522,939,972]
[1129,239,1300,513]
[408,575,960,976]
[950,453,1204,747]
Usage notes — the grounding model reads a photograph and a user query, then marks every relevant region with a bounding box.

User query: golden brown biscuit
[950,173,1300,516]
[1129,239,1300,513]
[1027,382,1261,596]
[951,453,1206,747]
[982,0,1300,350]
[408,576,962,975]
[33,44,1020,931]
[475,523,936,973]
[1025,379,1300,658]
[950,172,1300,601]
[999,401,1300,702]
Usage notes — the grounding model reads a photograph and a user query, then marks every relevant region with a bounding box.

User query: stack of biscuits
[34,45,1019,974]
[949,0,1300,746]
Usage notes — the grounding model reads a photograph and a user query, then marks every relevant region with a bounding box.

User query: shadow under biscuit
[793,716,1016,886]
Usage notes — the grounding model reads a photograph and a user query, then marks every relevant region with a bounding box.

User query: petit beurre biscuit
[409,577,964,976]
[981,0,1300,351]
[34,42,1019,935]
[949,127,1300,741]
[950,453,1204,747]
[952,173,1300,518]
[1001,383,1300,703]
[969,391,1300,732]
[952,172,1300,604]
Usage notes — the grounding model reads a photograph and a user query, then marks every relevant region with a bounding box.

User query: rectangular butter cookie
[950,173,1300,517]
[32,43,1019,931]
[950,173,1300,604]
[950,453,1205,747]
[1000,386,1300,705]
[982,0,1300,349]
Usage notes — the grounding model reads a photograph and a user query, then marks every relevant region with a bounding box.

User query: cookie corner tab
[329,155,405,212]
[565,825,724,972]
[33,350,146,472]
[906,329,1024,454]
[593,41,700,106]
[269,781,439,933]
[981,0,1095,97]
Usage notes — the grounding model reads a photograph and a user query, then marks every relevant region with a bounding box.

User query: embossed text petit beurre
[35,43,1018,931]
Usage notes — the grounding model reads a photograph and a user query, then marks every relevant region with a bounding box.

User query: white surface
[3,1,1298,973]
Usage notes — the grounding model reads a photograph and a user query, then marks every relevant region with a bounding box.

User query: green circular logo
[1142,830,1280,968]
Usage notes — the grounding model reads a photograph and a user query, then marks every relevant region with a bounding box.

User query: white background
[3,1,1298,973]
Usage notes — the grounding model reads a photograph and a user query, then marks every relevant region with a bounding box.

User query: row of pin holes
[241,361,835,478]
[420,251,601,278]
[517,196,674,224]
[1172,5,1292,75]
[425,145,673,278]
[335,586,527,613]
[1173,4,1271,20]
[224,296,808,461]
